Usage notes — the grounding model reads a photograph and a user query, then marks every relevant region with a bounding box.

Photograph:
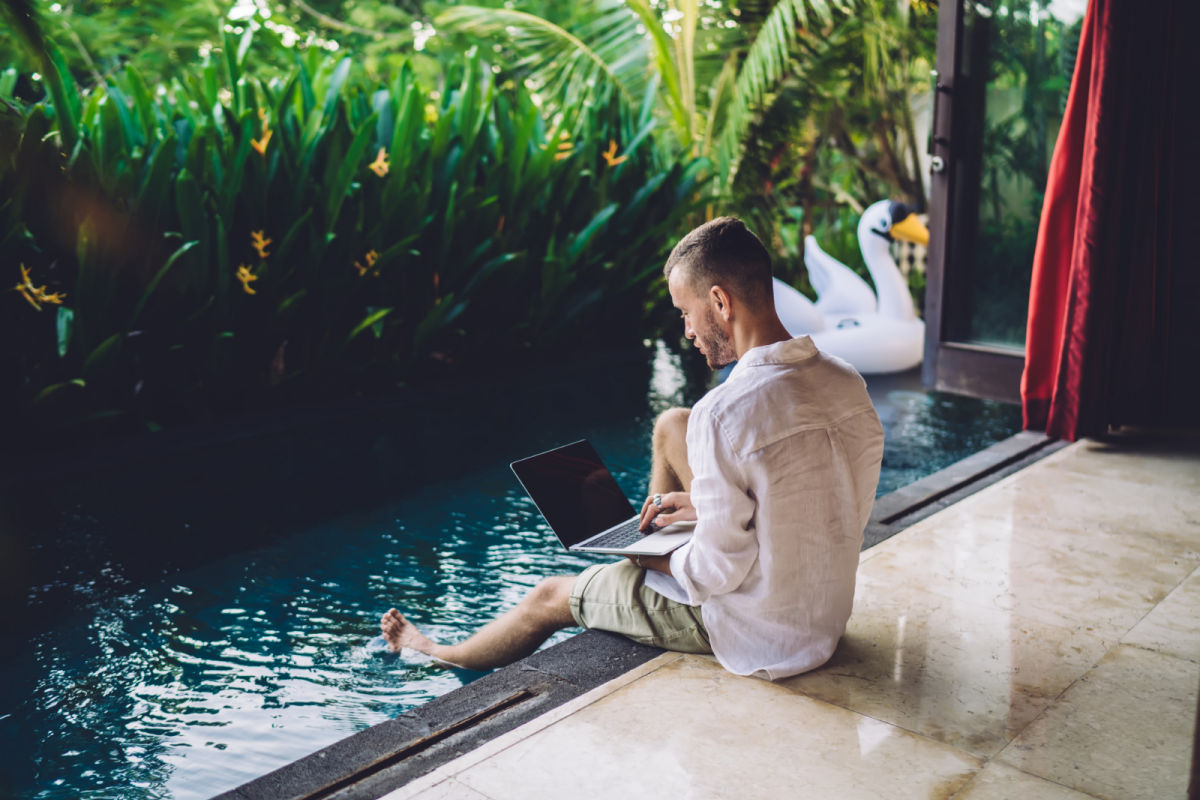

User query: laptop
[510,439,694,556]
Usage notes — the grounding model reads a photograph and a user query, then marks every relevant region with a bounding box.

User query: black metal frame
[923,0,1027,404]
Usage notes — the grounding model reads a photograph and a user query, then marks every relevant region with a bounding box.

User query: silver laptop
[510,439,694,556]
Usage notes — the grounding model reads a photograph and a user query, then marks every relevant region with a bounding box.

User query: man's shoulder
[698,355,877,457]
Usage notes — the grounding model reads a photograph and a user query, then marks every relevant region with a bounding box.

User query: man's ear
[709,284,733,322]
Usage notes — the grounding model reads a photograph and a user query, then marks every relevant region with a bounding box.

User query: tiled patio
[383,433,1200,800]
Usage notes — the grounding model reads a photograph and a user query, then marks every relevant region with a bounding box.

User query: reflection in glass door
[924,0,1084,399]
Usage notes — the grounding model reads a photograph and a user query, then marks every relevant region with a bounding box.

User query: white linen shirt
[645,336,883,680]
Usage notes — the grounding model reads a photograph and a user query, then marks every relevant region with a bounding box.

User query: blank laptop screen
[511,440,636,548]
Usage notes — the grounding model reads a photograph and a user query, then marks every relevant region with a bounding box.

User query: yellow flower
[554,131,574,160]
[251,126,272,157]
[250,230,272,259]
[602,140,627,167]
[354,249,381,277]
[236,264,259,295]
[368,148,389,177]
[12,263,66,311]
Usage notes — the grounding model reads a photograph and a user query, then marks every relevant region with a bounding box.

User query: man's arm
[663,404,758,604]
[629,552,674,575]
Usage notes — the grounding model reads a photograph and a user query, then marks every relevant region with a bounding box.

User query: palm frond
[435,2,649,119]
[714,0,856,184]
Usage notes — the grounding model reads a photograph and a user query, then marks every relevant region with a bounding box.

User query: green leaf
[127,240,198,331]
[346,307,393,343]
[32,379,86,405]
[325,112,378,228]
[567,203,619,263]
[56,306,74,359]
[82,334,122,381]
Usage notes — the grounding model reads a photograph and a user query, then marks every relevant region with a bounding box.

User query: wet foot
[380,608,439,656]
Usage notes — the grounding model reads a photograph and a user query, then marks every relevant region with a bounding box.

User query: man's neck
[733,315,793,360]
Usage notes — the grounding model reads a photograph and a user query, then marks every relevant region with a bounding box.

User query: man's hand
[639,491,696,532]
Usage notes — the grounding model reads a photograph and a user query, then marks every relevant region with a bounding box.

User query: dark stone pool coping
[213,429,1065,800]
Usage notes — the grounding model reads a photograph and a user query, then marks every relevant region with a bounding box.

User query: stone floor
[382,434,1200,800]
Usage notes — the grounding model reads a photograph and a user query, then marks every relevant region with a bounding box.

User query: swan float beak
[889,213,930,246]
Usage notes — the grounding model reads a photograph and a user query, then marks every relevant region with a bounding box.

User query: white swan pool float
[772,200,929,375]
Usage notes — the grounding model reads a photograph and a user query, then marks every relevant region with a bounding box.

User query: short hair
[663,217,773,310]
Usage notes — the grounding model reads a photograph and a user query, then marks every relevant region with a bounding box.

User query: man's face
[668,267,737,370]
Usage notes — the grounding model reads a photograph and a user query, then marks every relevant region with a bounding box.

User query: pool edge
[214,429,1064,800]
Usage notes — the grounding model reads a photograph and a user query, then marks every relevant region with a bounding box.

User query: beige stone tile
[951,761,1103,800]
[779,581,1110,758]
[407,778,494,799]
[452,656,981,800]
[857,505,1197,640]
[1123,564,1200,663]
[962,461,1200,556]
[998,645,1199,800]
[1045,437,1200,492]
[380,653,684,800]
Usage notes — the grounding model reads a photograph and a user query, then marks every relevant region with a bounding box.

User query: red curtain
[1021,0,1197,440]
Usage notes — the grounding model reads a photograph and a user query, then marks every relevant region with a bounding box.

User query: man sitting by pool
[381,217,884,680]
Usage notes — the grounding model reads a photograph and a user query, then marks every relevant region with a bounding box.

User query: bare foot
[380,608,439,656]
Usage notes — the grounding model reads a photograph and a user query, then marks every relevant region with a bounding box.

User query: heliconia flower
[236,264,259,295]
[251,230,272,259]
[602,140,628,167]
[354,250,382,277]
[251,126,272,157]
[12,263,66,311]
[369,148,389,177]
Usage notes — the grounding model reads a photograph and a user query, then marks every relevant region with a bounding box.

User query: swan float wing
[804,235,878,316]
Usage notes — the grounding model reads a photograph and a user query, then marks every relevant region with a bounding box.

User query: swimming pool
[0,342,1021,799]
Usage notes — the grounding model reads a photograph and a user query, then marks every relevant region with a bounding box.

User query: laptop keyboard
[586,518,645,549]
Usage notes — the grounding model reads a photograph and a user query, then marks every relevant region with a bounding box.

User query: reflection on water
[0,343,1019,799]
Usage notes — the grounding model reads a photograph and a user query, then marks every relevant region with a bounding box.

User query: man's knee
[526,576,575,626]
[652,407,690,448]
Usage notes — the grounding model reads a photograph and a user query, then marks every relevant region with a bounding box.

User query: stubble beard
[702,314,737,370]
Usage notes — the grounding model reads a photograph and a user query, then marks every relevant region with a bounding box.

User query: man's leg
[649,407,692,494]
[380,575,576,671]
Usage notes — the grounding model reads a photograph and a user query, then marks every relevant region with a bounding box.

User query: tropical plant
[435,0,857,190]
[1,13,708,449]
[433,0,940,305]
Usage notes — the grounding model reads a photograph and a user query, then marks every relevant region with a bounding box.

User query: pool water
[0,342,1020,799]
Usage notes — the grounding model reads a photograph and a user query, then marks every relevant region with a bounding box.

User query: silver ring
[653,493,663,508]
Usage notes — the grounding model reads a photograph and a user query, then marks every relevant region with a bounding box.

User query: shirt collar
[727,336,817,379]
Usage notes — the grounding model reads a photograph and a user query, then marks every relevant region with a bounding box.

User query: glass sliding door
[924,0,1084,401]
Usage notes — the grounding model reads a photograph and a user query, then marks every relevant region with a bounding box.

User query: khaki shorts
[569,560,712,654]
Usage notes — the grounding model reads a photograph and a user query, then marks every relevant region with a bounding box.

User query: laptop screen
[510,440,637,547]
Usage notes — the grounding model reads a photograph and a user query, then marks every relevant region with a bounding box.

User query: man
[381,217,884,679]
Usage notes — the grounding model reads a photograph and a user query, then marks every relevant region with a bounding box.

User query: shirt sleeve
[669,402,759,605]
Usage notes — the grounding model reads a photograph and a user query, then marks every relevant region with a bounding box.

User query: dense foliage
[1,15,707,447]
[1,0,1070,447]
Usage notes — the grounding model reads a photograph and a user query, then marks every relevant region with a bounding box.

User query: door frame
[922,0,1026,403]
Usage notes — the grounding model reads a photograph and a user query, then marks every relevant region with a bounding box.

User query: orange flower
[602,140,627,167]
[250,230,272,259]
[11,263,66,311]
[354,250,381,277]
[250,126,272,157]
[251,109,273,157]
[368,148,389,177]
[236,264,259,295]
